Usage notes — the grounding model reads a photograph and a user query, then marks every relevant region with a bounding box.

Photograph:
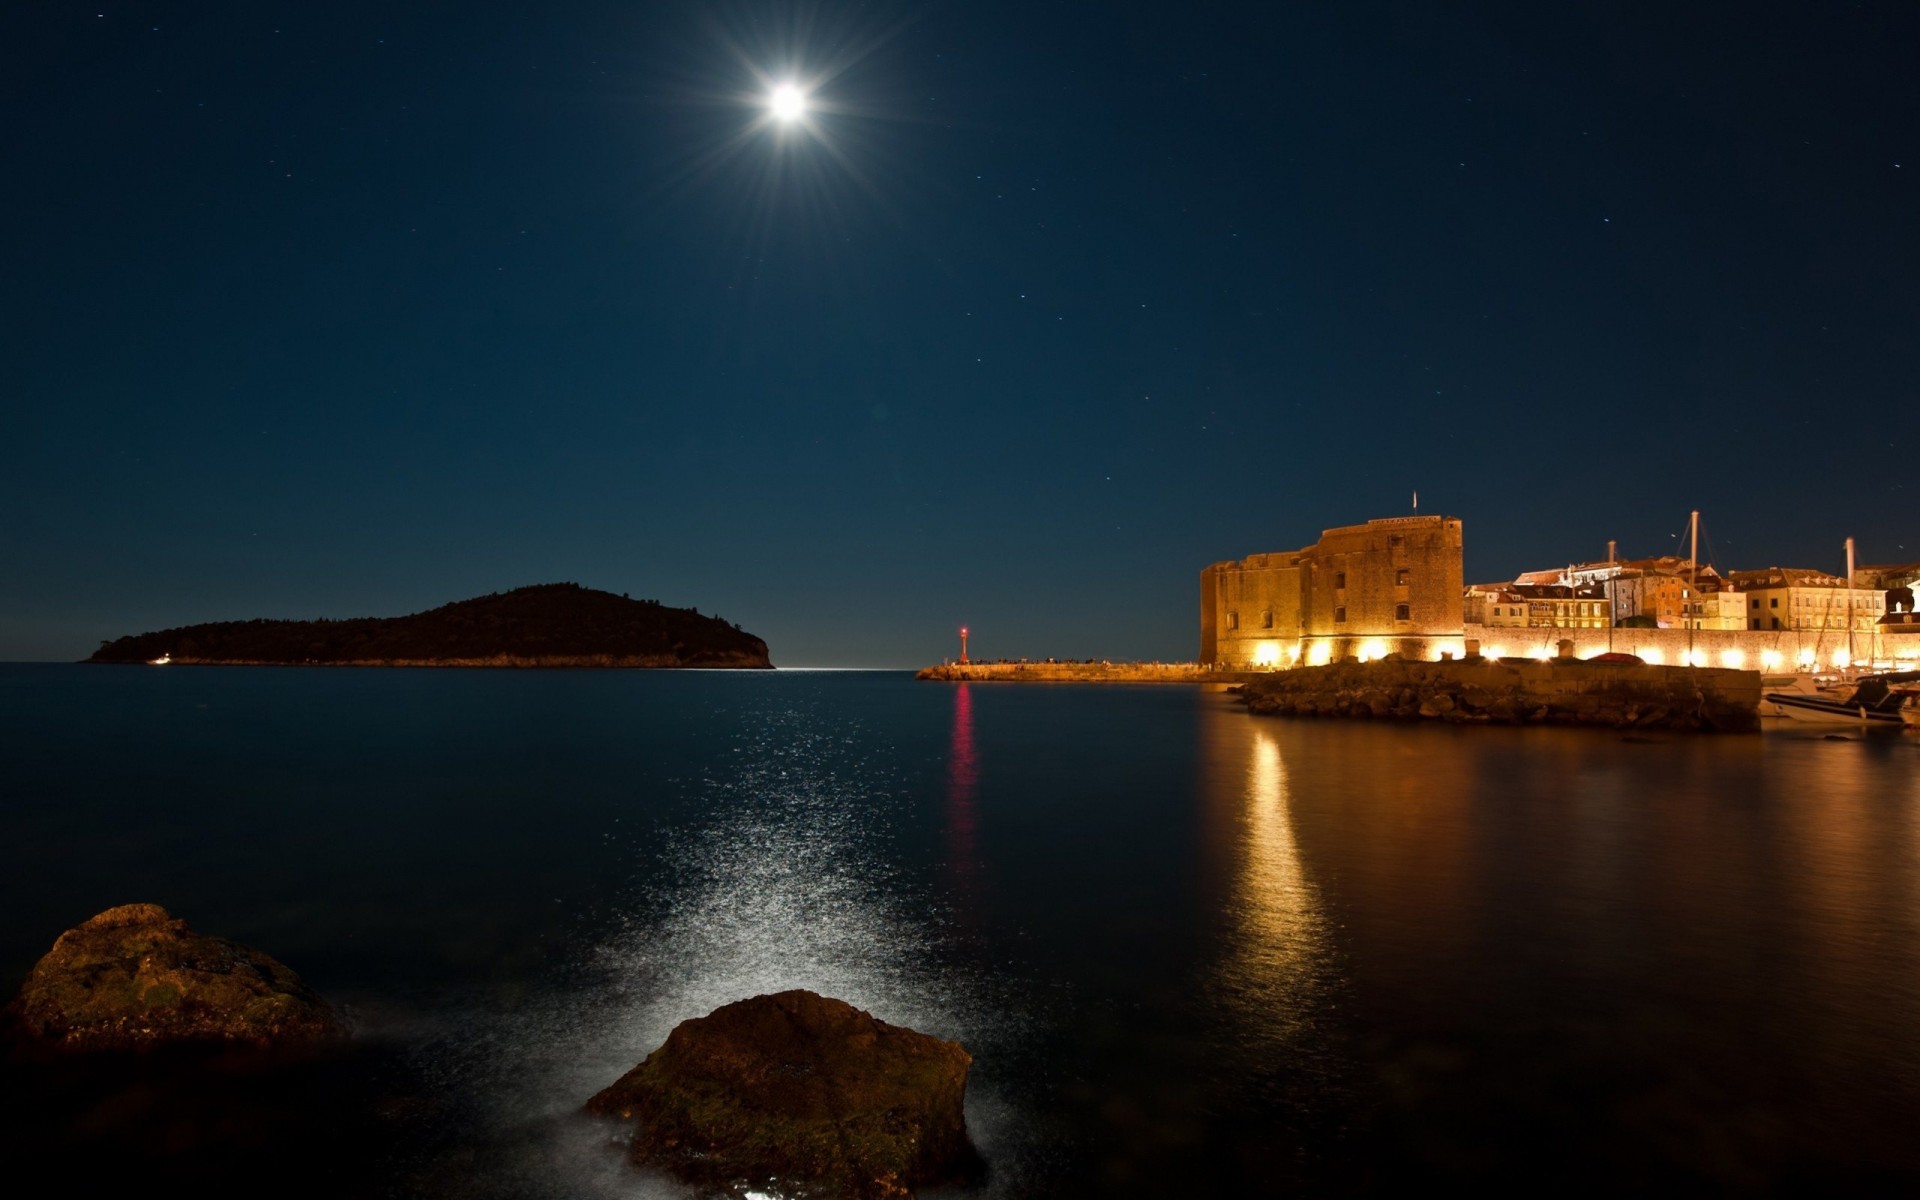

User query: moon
[769,83,806,123]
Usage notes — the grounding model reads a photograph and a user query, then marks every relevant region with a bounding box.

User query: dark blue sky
[5,2,1915,665]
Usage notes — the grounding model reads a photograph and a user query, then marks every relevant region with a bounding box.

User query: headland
[87,583,773,669]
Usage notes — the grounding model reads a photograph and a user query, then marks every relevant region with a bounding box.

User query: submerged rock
[2,904,345,1057]
[585,989,974,1199]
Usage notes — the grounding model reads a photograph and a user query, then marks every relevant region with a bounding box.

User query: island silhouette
[87,583,772,669]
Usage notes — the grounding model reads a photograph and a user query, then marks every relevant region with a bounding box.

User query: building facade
[1201,515,1465,667]
[1681,579,1749,631]
[1507,583,1611,629]
[1727,567,1886,634]
[1464,584,1529,627]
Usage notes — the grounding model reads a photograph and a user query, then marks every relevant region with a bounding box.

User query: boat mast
[1689,509,1699,665]
[1845,536,1855,666]
[1607,538,1616,653]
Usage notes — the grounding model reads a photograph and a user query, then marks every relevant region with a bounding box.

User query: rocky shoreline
[3,906,973,1198]
[1236,657,1760,733]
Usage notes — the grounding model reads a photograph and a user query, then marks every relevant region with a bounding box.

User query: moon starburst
[769,83,807,124]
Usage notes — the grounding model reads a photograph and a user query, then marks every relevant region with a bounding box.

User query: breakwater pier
[916,655,1763,732]
[915,661,1262,684]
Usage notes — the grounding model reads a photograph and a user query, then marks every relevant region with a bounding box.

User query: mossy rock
[585,990,974,1199]
[3,904,345,1057]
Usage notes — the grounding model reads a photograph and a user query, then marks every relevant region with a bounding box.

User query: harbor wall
[1464,624,1912,671]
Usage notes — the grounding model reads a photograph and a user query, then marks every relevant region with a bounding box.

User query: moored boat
[1765,672,1920,727]
[1758,673,1838,718]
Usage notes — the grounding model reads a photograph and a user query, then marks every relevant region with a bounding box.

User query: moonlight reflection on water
[410,699,1027,1198]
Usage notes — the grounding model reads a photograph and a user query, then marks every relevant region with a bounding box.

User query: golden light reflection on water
[1209,721,1332,1051]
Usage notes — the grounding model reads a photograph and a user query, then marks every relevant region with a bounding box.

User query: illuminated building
[1201,515,1464,667]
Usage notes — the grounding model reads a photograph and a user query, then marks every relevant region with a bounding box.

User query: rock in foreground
[586,990,974,1199]
[3,904,345,1057]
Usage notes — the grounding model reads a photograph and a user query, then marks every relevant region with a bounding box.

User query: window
[1260,610,1273,629]
[1334,605,1347,623]
[1770,598,1779,608]
[1227,611,1238,630]
[1389,535,1403,546]
[1395,568,1410,586]
[1334,572,1347,589]
[1750,598,1759,609]
[1395,603,1411,621]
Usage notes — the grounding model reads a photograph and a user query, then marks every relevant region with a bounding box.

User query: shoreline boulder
[3,904,345,1058]
[585,989,974,1199]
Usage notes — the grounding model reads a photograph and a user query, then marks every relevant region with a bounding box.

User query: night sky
[6,2,1916,665]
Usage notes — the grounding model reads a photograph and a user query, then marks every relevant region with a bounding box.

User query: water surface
[3,665,1918,1194]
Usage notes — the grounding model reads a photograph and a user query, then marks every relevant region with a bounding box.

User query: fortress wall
[1204,516,1465,668]
[1305,517,1464,638]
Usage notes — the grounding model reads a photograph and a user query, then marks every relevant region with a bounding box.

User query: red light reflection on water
[946,683,982,913]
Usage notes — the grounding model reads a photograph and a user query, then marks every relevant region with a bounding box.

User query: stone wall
[1238,658,1761,732]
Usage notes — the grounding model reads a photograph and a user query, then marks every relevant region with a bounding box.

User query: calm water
[4,664,1920,1194]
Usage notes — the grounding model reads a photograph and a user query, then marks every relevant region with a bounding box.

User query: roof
[1509,583,1609,601]
[1726,566,1848,589]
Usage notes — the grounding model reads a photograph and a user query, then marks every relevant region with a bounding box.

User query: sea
[2,663,1919,1196]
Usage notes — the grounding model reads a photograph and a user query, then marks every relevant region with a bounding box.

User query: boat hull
[1765,693,1905,726]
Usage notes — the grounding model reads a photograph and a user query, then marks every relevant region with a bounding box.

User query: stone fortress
[1203,515,1920,673]
[1201,516,1466,669]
